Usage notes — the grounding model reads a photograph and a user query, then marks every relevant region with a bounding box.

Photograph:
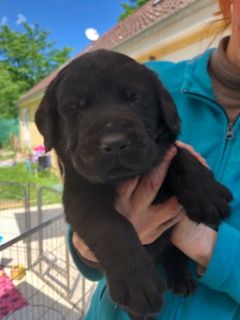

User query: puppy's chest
[145,229,173,264]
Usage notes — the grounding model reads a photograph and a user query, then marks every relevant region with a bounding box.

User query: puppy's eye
[126,91,141,103]
[69,98,87,110]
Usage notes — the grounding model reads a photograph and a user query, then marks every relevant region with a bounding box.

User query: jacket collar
[181,49,216,101]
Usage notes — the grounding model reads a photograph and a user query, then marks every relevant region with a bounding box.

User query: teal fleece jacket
[68,49,240,319]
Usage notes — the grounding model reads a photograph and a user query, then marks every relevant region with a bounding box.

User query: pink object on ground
[33,145,45,153]
[0,271,27,319]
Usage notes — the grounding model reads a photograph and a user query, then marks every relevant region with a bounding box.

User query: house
[18,0,229,168]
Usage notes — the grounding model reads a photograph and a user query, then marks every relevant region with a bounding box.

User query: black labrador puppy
[35,50,232,319]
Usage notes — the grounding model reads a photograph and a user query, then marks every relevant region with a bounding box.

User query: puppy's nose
[100,134,130,153]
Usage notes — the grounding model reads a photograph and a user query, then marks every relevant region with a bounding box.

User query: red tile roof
[19,0,195,103]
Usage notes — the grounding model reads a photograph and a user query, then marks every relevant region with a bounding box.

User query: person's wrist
[195,227,216,277]
[171,221,217,268]
[190,224,217,268]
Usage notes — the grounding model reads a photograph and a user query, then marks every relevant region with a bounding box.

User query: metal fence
[0,183,96,320]
[0,182,30,241]
[0,182,63,241]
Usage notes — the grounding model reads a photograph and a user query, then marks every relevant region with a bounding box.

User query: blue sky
[0,0,131,56]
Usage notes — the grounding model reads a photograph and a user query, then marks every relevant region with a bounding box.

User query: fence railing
[0,182,96,320]
[0,182,30,241]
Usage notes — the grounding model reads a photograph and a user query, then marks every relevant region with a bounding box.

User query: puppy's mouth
[104,165,142,181]
[71,130,164,184]
[85,167,145,184]
[72,155,154,184]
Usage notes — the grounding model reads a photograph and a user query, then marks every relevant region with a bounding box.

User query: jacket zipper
[217,118,239,181]
[214,122,234,181]
[182,90,239,180]
[226,122,235,140]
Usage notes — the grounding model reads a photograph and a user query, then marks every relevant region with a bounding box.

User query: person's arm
[197,221,240,303]
[67,226,103,281]
[171,214,240,304]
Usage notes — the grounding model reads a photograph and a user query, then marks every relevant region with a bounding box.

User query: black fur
[35,50,233,319]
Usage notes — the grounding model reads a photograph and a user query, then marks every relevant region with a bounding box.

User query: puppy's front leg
[166,147,233,225]
[64,180,165,318]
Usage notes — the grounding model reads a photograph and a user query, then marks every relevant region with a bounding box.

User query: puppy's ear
[35,85,56,152]
[158,85,180,136]
[35,69,65,152]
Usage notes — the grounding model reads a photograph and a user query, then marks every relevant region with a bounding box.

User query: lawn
[0,163,62,205]
[0,150,15,161]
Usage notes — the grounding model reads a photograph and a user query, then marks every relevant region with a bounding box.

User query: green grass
[0,163,62,205]
[0,151,15,161]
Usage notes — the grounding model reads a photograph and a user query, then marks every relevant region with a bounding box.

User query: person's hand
[170,215,217,273]
[115,142,209,245]
[226,0,240,66]
[115,146,185,245]
[116,140,217,274]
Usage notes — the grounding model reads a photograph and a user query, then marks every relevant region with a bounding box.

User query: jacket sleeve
[198,221,240,303]
[67,226,103,281]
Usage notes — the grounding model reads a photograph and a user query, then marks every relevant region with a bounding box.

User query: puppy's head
[35,50,180,183]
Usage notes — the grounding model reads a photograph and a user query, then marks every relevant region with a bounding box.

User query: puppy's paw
[170,276,196,297]
[108,254,166,318]
[185,181,233,225]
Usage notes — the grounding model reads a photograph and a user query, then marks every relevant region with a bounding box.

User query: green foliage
[0,163,62,204]
[118,0,148,21]
[0,66,24,118]
[0,118,19,144]
[0,22,72,119]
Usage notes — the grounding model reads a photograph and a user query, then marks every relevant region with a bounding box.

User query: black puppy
[35,50,232,319]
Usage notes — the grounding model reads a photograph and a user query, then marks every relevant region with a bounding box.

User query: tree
[0,66,24,118]
[0,22,72,119]
[118,0,148,21]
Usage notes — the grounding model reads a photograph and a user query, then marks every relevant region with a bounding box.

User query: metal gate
[0,183,96,320]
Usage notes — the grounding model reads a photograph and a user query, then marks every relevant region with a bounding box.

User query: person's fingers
[157,209,184,233]
[141,210,184,245]
[117,176,140,201]
[129,197,183,243]
[176,141,209,168]
[115,177,140,217]
[130,146,177,213]
[149,197,183,224]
